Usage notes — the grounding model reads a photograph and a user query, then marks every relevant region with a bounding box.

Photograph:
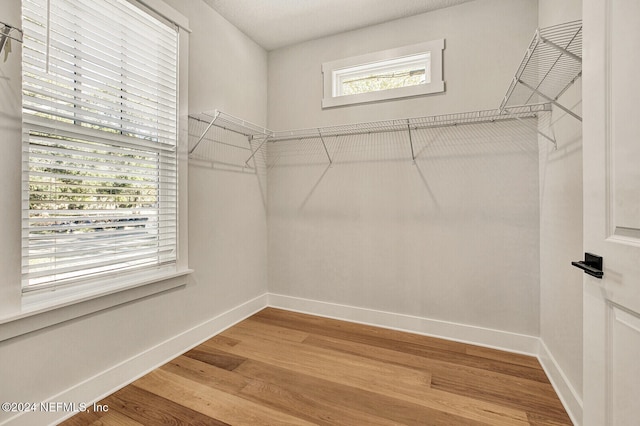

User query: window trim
[10,0,191,321]
[2,269,192,342]
[322,39,445,108]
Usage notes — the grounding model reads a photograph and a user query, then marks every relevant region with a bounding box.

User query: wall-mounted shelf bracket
[539,35,582,64]
[189,111,220,155]
[407,120,416,162]
[1,20,23,59]
[517,79,581,122]
[244,135,270,166]
[502,105,557,148]
[317,129,333,165]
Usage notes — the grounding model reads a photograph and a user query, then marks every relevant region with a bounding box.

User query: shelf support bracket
[502,108,557,149]
[540,36,582,63]
[245,135,257,170]
[407,120,416,162]
[245,136,269,166]
[190,110,220,155]
[318,129,332,165]
[0,26,10,55]
[0,21,22,57]
[517,79,582,122]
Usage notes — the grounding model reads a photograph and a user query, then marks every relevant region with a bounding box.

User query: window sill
[0,267,193,342]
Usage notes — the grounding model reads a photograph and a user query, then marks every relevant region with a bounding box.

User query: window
[335,53,430,96]
[22,0,179,292]
[322,40,445,108]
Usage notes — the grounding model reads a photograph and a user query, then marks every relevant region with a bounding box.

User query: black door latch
[571,253,603,279]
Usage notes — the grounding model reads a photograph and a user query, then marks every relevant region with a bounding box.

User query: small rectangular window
[322,40,444,108]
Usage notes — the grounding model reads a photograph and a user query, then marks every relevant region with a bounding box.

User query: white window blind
[22,0,178,291]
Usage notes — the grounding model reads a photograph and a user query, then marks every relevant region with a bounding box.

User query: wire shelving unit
[189,103,552,166]
[500,20,582,121]
[189,20,585,164]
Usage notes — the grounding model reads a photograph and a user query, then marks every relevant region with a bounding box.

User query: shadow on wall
[267,118,541,226]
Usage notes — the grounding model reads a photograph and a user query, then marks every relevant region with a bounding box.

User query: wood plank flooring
[60,308,572,425]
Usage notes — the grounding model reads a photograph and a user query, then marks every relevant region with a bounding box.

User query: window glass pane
[340,66,427,96]
[335,53,430,96]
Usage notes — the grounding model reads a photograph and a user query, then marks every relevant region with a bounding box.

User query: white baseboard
[268,293,583,425]
[2,293,268,426]
[538,339,583,426]
[268,293,540,356]
[3,292,583,426]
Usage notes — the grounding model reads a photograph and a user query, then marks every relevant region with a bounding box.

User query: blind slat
[23,53,178,106]
[23,74,177,124]
[23,97,177,142]
[24,83,177,134]
[24,115,177,152]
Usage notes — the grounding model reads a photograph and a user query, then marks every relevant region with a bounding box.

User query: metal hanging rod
[0,20,23,57]
[500,20,582,121]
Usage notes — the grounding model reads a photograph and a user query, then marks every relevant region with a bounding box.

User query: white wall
[267,0,542,337]
[164,0,270,317]
[537,0,584,422]
[268,0,539,129]
[0,1,268,424]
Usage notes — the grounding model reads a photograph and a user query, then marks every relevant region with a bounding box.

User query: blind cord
[46,0,51,73]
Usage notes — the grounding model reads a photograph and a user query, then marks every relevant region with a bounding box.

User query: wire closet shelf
[270,104,550,142]
[189,104,551,165]
[189,110,272,168]
[500,19,582,121]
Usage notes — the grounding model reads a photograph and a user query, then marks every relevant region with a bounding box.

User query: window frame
[18,0,190,307]
[322,39,445,108]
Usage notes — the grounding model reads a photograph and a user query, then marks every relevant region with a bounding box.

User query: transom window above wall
[322,39,445,108]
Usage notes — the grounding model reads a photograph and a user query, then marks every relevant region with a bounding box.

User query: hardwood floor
[60,308,572,425]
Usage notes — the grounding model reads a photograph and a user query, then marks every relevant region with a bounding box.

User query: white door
[583,0,640,425]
